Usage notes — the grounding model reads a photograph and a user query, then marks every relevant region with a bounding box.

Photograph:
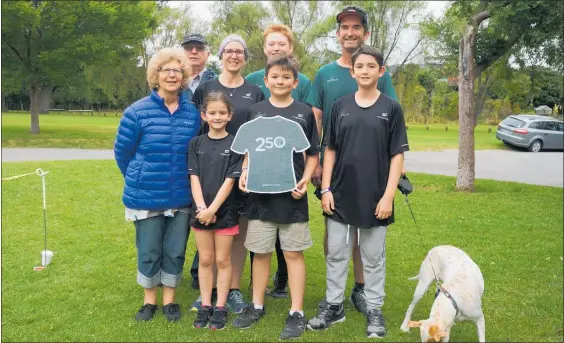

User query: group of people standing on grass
[114,5,409,340]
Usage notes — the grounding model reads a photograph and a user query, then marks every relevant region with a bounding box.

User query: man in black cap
[306,4,402,337]
[181,33,217,102]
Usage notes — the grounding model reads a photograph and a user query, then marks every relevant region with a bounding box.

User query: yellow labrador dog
[400,245,485,342]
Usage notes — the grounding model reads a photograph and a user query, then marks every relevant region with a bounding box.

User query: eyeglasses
[158,67,183,75]
[223,49,245,57]
[183,44,206,52]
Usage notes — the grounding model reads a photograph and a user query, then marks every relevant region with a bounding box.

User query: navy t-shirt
[232,100,319,224]
[323,93,409,228]
[188,134,243,229]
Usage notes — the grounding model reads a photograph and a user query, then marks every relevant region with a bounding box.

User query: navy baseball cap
[336,6,368,25]
[181,33,208,46]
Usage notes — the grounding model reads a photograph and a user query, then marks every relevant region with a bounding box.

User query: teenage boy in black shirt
[232,56,319,340]
[307,46,409,338]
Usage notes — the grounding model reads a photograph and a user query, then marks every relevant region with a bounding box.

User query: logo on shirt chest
[292,113,306,123]
[220,149,230,157]
[242,93,253,99]
[339,112,350,118]
[377,112,389,121]
[327,76,339,83]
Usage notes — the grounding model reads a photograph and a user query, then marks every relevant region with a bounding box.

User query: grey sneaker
[232,304,265,329]
[307,302,345,330]
[366,309,386,338]
[135,303,157,322]
[226,289,248,314]
[350,288,368,315]
[162,303,182,322]
[271,271,288,298]
[280,312,307,339]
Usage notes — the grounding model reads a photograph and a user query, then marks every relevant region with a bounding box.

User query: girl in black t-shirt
[188,92,243,330]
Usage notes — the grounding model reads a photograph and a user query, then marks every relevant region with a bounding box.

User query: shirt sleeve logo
[327,76,339,83]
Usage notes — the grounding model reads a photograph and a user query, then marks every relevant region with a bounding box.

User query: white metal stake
[36,168,50,268]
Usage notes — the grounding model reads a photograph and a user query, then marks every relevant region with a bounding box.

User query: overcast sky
[170,1,450,65]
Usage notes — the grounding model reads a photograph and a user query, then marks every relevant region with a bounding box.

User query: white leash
[2,168,51,270]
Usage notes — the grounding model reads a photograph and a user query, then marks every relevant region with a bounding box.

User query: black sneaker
[162,303,182,322]
[135,303,157,322]
[350,288,368,315]
[366,309,386,338]
[210,306,229,330]
[193,306,213,328]
[307,302,345,330]
[280,312,307,340]
[232,304,266,329]
[271,271,288,299]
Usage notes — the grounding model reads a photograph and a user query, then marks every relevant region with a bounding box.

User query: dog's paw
[400,324,410,333]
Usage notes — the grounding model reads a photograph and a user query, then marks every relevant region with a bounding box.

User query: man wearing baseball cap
[306,5,401,338]
[181,33,217,102]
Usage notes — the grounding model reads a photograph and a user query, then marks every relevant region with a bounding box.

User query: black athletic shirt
[192,79,265,135]
[188,134,243,229]
[246,100,320,224]
[323,93,409,229]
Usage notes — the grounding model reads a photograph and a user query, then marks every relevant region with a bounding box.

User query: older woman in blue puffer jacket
[114,47,200,323]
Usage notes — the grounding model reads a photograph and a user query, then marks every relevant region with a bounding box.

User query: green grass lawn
[1,160,562,342]
[1,112,505,151]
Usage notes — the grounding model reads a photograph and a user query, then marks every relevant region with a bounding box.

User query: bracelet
[320,187,331,195]
[242,166,249,170]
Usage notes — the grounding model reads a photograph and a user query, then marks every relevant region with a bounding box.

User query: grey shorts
[245,220,312,253]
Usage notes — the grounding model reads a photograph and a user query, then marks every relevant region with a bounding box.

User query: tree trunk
[38,86,54,114]
[29,83,41,134]
[456,24,477,192]
[1,93,7,113]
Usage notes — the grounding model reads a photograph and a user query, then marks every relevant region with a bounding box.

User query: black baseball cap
[336,6,368,25]
[181,33,207,46]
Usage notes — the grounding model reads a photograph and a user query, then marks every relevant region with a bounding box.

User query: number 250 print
[255,136,286,151]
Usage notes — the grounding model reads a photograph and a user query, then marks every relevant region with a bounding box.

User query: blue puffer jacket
[114,90,200,210]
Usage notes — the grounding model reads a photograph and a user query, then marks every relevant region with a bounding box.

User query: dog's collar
[435,286,460,315]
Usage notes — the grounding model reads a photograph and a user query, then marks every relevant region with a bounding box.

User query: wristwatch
[320,187,332,195]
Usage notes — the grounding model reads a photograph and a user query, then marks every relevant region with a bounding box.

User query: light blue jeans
[134,212,190,288]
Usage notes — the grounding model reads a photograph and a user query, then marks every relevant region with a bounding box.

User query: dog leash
[398,175,442,288]
[399,175,461,315]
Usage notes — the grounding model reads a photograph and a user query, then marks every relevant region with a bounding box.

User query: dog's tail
[407,274,419,281]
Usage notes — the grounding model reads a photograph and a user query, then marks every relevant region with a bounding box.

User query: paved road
[2,148,563,187]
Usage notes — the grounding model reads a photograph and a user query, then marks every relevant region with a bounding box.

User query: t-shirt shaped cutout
[231,115,310,193]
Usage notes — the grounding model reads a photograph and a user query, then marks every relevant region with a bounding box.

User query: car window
[529,122,543,129]
[501,117,526,128]
[557,122,564,132]
[542,122,557,131]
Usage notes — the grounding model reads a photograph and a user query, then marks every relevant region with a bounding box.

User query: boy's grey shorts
[245,219,312,253]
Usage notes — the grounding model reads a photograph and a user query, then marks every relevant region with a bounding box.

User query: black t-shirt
[188,134,243,229]
[192,79,265,136]
[246,100,320,224]
[323,93,409,228]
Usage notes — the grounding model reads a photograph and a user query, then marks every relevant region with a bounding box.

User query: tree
[1,1,157,133]
[426,0,564,191]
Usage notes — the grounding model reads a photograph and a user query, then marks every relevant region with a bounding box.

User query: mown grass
[1,160,562,342]
[1,112,505,151]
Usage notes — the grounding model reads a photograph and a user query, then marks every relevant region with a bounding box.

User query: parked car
[496,114,564,152]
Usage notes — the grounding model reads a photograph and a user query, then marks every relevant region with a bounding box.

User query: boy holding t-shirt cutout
[307,46,409,338]
[232,56,319,340]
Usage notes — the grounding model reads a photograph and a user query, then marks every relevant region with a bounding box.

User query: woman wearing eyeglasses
[114,47,200,323]
[190,34,264,314]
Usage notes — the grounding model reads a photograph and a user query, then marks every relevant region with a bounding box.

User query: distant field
[1,112,505,150]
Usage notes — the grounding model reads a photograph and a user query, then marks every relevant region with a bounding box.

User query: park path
[2,148,562,187]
